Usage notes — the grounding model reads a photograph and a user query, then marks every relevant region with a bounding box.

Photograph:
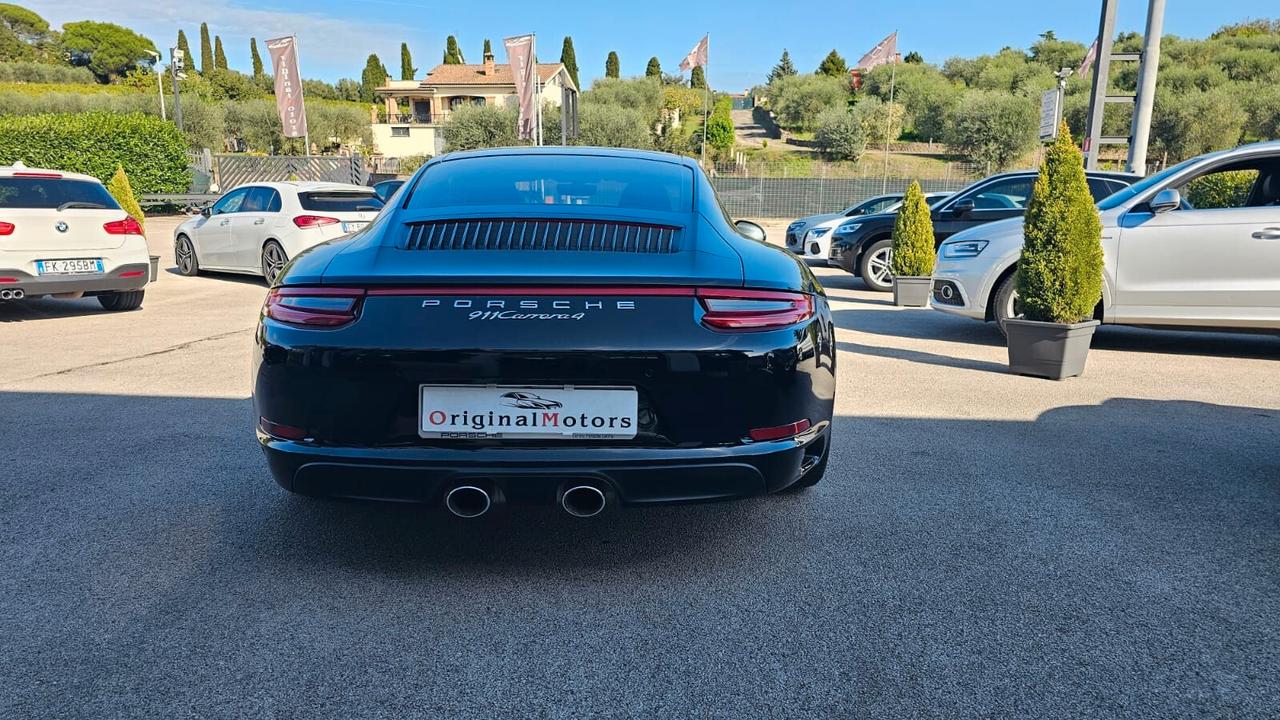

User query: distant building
[372,52,576,158]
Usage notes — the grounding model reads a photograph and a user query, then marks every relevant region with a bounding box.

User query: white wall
[372,124,440,157]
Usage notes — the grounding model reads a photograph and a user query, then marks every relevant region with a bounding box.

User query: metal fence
[708,160,983,219]
[212,154,366,190]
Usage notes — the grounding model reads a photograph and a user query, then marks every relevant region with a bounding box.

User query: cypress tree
[690,65,707,89]
[249,37,264,77]
[1016,122,1104,324]
[560,37,579,89]
[199,22,212,74]
[645,56,661,78]
[176,30,192,67]
[483,38,491,56]
[213,35,227,70]
[443,35,462,64]
[890,180,936,277]
[360,53,388,103]
[105,165,144,232]
[816,50,847,78]
[768,49,797,83]
[400,42,415,80]
[605,51,619,79]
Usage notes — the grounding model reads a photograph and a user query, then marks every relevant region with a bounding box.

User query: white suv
[0,163,150,311]
[931,141,1280,336]
[174,181,383,284]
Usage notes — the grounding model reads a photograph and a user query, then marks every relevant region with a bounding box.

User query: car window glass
[0,178,120,209]
[1087,178,1118,202]
[1178,167,1262,210]
[211,189,248,215]
[266,189,282,212]
[299,192,383,212]
[970,178,1033,210]
[240,187,269,213]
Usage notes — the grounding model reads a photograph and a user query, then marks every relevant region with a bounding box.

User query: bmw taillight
[293,215,340,229]
[697,288,814,331]
[103,217,144,235]
[0,221,13,236]
[265,287,365,327]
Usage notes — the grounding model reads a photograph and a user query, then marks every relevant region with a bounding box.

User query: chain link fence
[709,160,984,219]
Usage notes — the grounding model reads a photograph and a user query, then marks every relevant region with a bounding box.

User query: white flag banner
[679,35,708,72]
[504,34,537,141]
[1077,38,1099,78]
[856,31,898,70]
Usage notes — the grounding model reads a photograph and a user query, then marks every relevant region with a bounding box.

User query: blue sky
[28,0,1279,88]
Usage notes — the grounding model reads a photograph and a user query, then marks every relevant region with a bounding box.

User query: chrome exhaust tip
[0,289,15,300]
[12,289,23,299]
[560,484,607,518]
[445,485,492,518]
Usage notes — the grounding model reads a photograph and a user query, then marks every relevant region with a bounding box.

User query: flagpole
[700,33,710,168]
[294,35,310,157]
[880,35,897,195]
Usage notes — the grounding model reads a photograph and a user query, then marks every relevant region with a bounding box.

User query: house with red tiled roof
[372,50,576,158]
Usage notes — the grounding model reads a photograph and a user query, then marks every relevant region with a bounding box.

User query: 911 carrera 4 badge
[421,298,636,321]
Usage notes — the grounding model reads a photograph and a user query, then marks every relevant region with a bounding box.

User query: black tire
[98,290,144,312]
[175,234,200,276]
[261,240,288,285]
[858,238,894,292]
[992,271,1019,338]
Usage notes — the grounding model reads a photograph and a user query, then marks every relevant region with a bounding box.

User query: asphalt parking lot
[2,216,1278,718]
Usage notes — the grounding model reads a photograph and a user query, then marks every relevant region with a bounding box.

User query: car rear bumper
[258,427,829,504]
[0,263,149,297]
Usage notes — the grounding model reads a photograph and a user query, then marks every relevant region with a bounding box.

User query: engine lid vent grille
[402,219,679,253]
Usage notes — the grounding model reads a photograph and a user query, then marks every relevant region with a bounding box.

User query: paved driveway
[2,217,1277,718]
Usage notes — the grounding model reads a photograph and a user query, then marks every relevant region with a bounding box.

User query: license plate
[36,258,103,275]
[342,221,368,233]
[420,385,638,440]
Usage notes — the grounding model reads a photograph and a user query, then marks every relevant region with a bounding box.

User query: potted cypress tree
[1006,122,1104,380]
[889,180,936,307]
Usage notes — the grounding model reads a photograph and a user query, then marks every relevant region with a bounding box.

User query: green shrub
[105,164,145,231]
[0,61,96,84]
[812,106,866,160]
[705,96,734,151]
[767,73,849,132]
[854,97,906,147]
[442,103,521,151]
[1016,123,1103,324]
[398,154,430,175]
[1185,170,1258,209]
[944,90,1038,170]
[0,112,188,193]
[890,180,936,277]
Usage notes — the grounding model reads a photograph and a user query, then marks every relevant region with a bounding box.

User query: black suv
[829,170,1138,291]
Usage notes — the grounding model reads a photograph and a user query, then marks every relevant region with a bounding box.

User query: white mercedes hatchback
[174,181,383,284]
[0,163,150,311]
[931,141,1280,336]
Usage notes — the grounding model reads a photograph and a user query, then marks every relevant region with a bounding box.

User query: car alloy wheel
[867,246,893,289]
[176,237,196,275]
[262,242,287,284]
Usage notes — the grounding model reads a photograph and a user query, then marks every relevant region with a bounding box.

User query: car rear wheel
[992,272,1019,338]
[859,238,894,292]
[98,290,144,312]
[175,235,200,276]
[261,241,287,285]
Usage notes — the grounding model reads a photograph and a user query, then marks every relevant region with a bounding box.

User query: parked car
[0,163,149,311]
[786,192,951,262]
[253,147,836,516]
[372,179,405,203]
[932,141,1280,335]
[829,170,1138,291]
[174,181,384,284]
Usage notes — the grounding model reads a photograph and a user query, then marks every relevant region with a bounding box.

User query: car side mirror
[951,198,976,216]
[200,206,212,218]
[1149,188,1181,214]
[735,220,767,242]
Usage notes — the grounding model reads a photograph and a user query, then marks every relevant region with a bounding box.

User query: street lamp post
[146,50,166,121]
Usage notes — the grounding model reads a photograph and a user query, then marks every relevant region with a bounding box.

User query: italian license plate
[420,385,638,440]
[342,221,368,233]
[36,258,103,275]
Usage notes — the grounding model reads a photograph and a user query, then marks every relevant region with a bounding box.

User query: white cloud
[26,0,409,80]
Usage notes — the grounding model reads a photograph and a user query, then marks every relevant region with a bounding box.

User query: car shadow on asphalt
[0,297,121,323]
[163,267,269,287]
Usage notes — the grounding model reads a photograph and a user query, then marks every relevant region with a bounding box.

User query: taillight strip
[366,286,697,297]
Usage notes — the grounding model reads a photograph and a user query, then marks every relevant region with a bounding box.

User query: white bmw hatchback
[174,181,383,284]
[0,163,150,311]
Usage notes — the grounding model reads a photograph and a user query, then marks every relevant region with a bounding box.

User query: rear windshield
[405,155,693,213]
[0,177,120,210]
[298,191,383,212]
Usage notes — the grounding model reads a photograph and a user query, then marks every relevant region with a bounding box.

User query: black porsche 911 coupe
[253,147,836,517]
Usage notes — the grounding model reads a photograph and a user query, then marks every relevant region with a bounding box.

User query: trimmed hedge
[890,180,936,277]
[0,112,189,194]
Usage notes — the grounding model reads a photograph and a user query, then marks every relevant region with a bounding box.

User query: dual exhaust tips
[0,288,25,301]
[444,483,607,519]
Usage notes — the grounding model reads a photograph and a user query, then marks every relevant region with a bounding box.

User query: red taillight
[264,287,365,327]
[13,171,61,178]
[697,288,814,331]
[120,270,146,278]
[0,277,16,283]
[0,221,14,235]
[103,217,143,236]
[258,417,308,440]
[293,215,340,229]
[749,419,812,442]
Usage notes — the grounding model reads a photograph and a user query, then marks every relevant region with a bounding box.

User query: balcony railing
[384,113,437,125]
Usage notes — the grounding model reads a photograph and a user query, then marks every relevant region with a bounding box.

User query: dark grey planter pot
[893,276,932,307]
[149,255,160,283]
[1005,318,1100,380]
